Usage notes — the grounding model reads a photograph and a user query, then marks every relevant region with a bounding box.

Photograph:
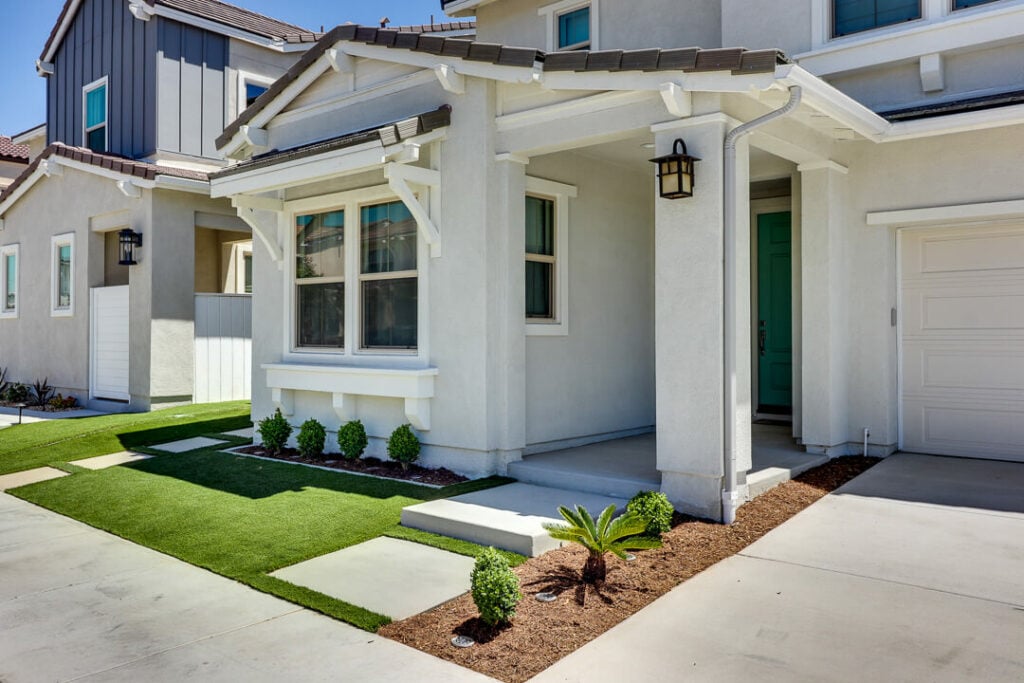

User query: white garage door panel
[91,286,130,402]
[901,225,1024,462]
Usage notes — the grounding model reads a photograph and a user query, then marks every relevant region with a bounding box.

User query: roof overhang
[441,0,497,17]
[11,124,46,146]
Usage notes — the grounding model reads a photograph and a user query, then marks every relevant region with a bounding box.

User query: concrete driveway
[532,454,1024,682]
[0,492,494,682]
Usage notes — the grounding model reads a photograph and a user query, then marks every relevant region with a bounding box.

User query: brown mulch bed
[380,456,881,683]
[0,401,82,413]
[235,446,468,487]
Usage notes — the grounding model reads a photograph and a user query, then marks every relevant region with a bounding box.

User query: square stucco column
[799,162,850,452]
[654,115,751,520]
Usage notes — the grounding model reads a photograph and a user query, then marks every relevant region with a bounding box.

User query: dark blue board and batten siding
[46,0,228,161]
[47,0,158,158]
[156,18,227,160]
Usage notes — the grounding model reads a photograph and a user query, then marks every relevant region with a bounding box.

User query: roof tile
[0,136,30,164]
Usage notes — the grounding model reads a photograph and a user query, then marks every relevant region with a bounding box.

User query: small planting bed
[380,456,881,683]
[235,445,468,487]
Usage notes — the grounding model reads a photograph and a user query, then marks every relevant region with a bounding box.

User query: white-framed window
[83,76,108,153]
[237,71,274,118]
[51,233,75,317]
[832,0,921,36]
[525,177,576,337]
[540,0,599,51]
[0,244,18,319]
[952,0,1001,8]
[286,185,425,358]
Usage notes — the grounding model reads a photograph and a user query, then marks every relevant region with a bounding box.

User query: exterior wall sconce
[118,229,142,266]
[650,138,700,199]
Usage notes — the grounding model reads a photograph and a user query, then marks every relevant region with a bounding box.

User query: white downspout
[721,86,802,524]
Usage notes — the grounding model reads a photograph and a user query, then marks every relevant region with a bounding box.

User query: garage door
[90,286,130,402]
[900,225,1024,462]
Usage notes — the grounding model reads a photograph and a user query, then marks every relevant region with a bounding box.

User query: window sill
[0,311,17,320]
[527,320,569,337]
[50,308,74,318]
[262,362,438,430]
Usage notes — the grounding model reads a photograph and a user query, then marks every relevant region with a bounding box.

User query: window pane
[526,260,553,319]
[954,0,998,7]
[58,244,71,308]
[834,0,919,36]
[558,6,590,47]
[526,196,554,256]
[4,254,14,310]
[361,201,416,274]
[296,211,345,279]
[86,126,106,153]
[86,85,106,128]
[297,282,344,347]
[245,83,268,108]
[243,254,253,293]
[362,278,417,349]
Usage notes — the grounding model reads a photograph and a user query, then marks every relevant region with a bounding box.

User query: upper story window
[953,0,1000,7]
[558,6,591,49]
[833,0,921,36]
[238,72,275,118]
[245,82,269,109]
[83,78,108,153]
[0,244,18,319]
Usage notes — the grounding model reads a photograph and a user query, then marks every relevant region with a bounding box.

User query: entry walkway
[0,492,494,682]
[530,453,1024,681]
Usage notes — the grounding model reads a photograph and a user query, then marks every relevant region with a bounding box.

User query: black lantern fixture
[118,228,142,266]
[650,138,700,199]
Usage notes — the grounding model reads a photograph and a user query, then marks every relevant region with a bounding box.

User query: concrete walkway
[0,493,495,682]
[531,454,1024,682]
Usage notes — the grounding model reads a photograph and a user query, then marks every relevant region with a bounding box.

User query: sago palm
[544,504,662,584]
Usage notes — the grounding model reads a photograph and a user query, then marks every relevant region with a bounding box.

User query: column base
[660,471,725,521]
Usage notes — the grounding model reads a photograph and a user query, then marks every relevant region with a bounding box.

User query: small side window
[558,6,591,50]
[0,245,18,318]
[245,82,269,109]
[51,234,75,317]
[84,79,107,153]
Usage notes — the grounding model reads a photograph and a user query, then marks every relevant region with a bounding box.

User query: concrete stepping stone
[0,467,70,491]
[151,437,228,453]
[271,537,474,620]
[223,427,254,439]
[71,451,153,471]
[402,483,627,557]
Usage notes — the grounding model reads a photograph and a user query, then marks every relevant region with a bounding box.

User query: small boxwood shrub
[2,382,30,404]
[337,420,368,461]
[297,418,327,459]
[471,547,522,626]
[387,424,420,470]
[627,490,675,537]
[257,408,293,455]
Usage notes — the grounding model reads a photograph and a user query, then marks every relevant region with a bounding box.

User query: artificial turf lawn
[0,401,251,475]
[11,446,519,631]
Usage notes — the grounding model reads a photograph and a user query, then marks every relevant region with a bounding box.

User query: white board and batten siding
[194,294,252,403]
[900,224,1024,463]
[90,286,131,401]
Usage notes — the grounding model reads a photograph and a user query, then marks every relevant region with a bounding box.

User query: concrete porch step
[508,457,659,500]
[401,483,627,557]
[747,452,830,497]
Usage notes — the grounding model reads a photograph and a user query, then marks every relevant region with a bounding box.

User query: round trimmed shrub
[627,490,675,537]
[387,424,420,470]
[257,408,293,455]
[471,547,522,626]
[337,420,368,461]
[297,418,326,459]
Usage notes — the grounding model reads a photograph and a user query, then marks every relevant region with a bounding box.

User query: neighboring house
[10,125,48,162]
[0,0,326,410]
[209,0,1024,521]
[0,137,30,190]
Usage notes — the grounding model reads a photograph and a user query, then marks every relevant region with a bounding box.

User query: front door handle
[759,321,767,357]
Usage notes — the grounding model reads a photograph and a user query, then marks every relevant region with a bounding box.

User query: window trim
[0,244,19,319]
[237,70,275,119]
[51,233,75,317]
[539,0,599,52]
[82,76,108,153]
[526,176,576,337]
[283,185,428,363]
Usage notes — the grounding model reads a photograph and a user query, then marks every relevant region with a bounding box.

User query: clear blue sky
[0,0,463,137]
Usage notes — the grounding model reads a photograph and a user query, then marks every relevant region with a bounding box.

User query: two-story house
[208,0,1024,522]
[0,0,328,410]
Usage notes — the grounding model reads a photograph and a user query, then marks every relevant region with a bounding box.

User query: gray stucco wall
[47,0,158,158]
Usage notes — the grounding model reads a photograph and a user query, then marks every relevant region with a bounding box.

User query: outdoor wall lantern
[118,228,143,266]
[650,138,699,199]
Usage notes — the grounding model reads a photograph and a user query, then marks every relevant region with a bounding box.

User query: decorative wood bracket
[325,48,356,74]
[434,64,466,95]
[40,159,63,177]
[384,163,442,258]
[660,82,693,118]
[128,1,154,21]
[233,197,284,268]
[116,180,142,198]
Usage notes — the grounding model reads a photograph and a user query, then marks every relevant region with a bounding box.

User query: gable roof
[0,142,208,213]
[216,23,786,149]
[41,0,320,64]
[0,137,31,165]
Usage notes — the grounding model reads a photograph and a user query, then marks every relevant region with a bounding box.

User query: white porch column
[654,115,752,520]
[799,162,850,452]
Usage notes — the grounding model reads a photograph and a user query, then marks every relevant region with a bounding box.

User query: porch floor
[509,425,828,501]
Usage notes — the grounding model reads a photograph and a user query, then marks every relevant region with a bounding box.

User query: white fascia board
[539,70,777,93]
[866,199,1024,227]
[41,0,82,64]
[775,65,891,140]
[11,124,46,145]
[884,102,1024,142]
[794,4,1024,77]
[337,41,541,84]
[220,52,334,158]
[496,90,657,132]
[153,175,211,195]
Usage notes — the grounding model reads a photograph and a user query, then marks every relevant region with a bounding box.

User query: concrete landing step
[747,453,830,497]
[507,459,658,500]
[401,483,627,557]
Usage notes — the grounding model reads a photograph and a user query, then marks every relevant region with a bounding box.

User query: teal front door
[757,212,793,412]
